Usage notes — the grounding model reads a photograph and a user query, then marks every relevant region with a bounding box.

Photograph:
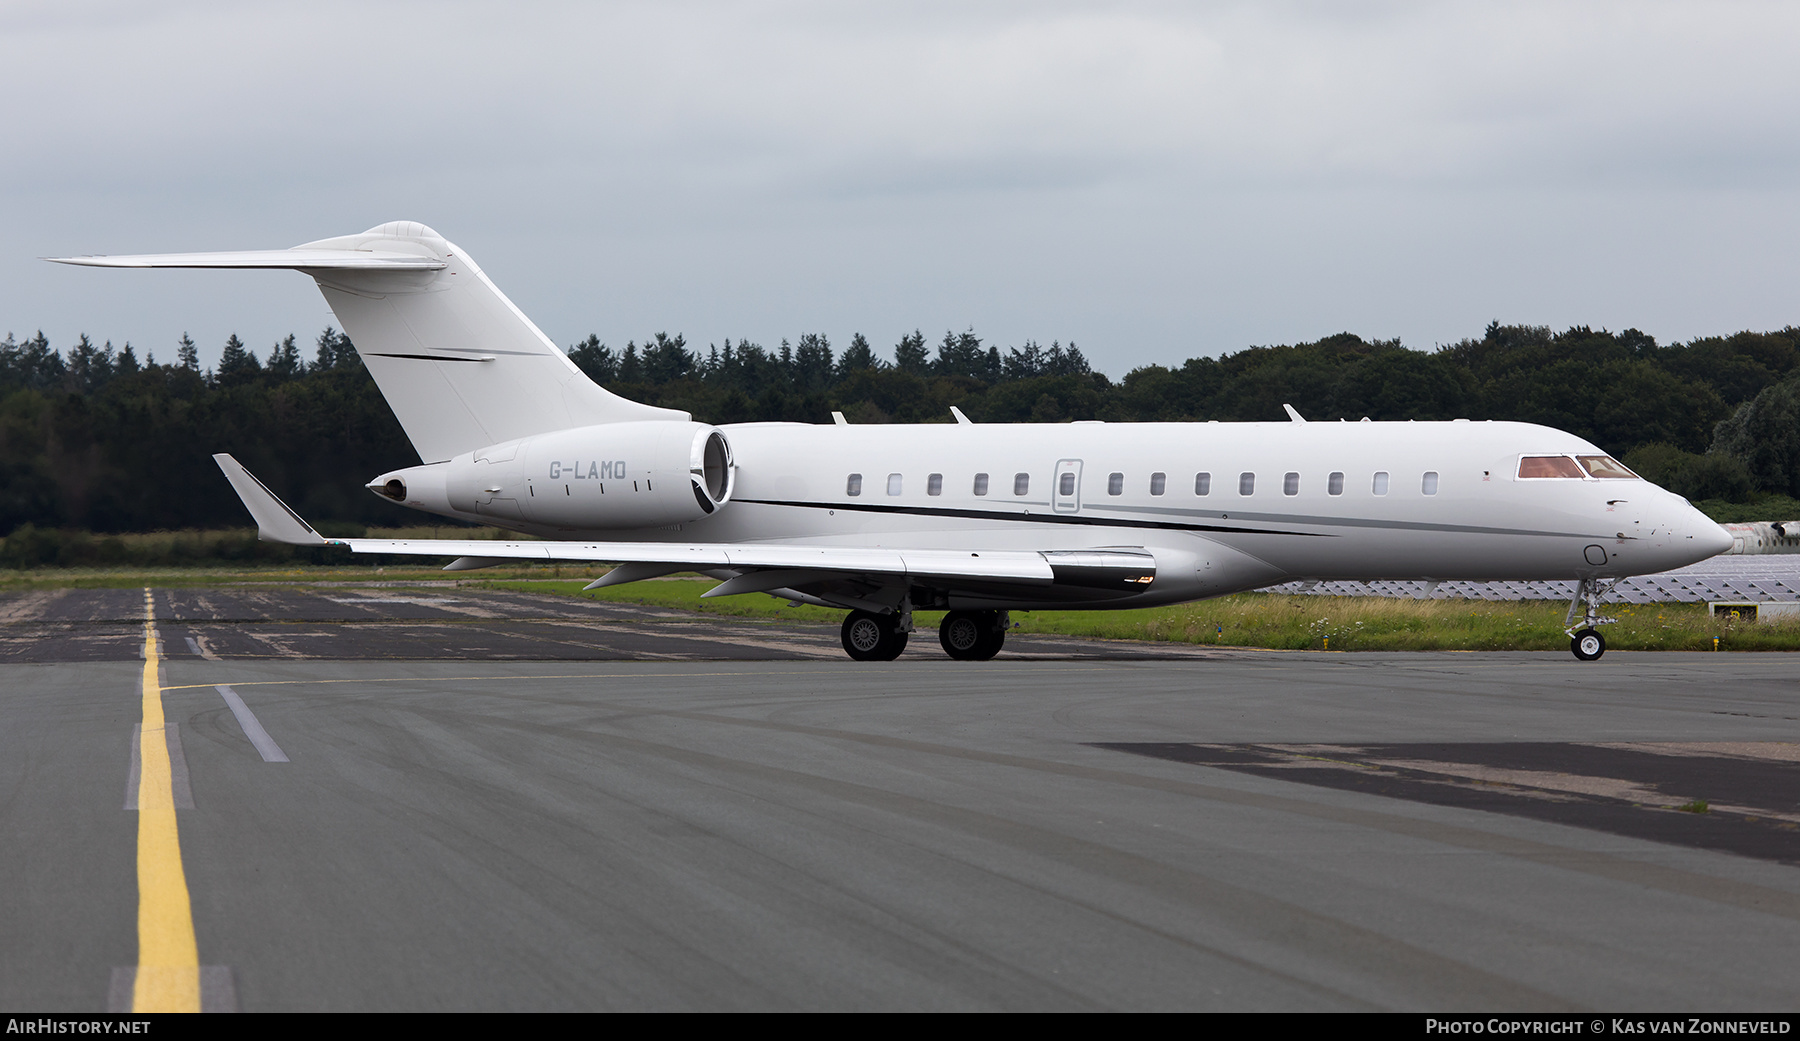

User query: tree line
[2,320,1798,549]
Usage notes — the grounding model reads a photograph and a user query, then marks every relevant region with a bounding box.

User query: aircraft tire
[842,610,906,661]
[1570,627,1606,661]
[939,610,987,660]
[940,610,1004,660]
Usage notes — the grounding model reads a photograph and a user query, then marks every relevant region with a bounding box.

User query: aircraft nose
[1650,494,1732,567]
[1670,493,1733,559]
[1696,518,1733,558]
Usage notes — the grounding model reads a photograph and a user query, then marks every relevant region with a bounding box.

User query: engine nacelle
[386,421,733,530]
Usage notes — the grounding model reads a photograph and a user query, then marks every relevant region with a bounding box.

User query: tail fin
[52,221,685,462]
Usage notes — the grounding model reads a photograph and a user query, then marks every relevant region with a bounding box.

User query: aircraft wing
[213,454,1156,599]
[331,536,1055,581]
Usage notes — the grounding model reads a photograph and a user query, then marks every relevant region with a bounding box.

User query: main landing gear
[938,609,1008,661]
[841,609,909,661]
[839,607,1011,661]
[1566,577,1618,662]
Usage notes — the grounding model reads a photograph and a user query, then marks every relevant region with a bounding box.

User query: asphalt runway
[3,586,1799,1011]
[0,584,1222,663]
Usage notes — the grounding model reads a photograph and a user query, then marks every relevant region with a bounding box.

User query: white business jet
[53,221,1733,661]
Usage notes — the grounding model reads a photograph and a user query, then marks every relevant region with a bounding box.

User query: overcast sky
[5,0,1799,375]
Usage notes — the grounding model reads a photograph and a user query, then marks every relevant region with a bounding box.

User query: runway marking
[129,587,202,1013]
[215,685,289,762]
[108,966,237,1014]
[184,635,222,661]
[123,723,194,810]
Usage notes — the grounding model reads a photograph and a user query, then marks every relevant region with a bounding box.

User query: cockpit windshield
[1517,455,1640,479]
[1517,456,1585,479]
[1576,455,1637,479]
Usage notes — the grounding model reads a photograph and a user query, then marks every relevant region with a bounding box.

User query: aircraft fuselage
[374,417,1728,610]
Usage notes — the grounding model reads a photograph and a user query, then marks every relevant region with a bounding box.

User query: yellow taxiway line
[132,587,200,1012]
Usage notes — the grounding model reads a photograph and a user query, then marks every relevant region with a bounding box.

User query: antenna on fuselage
[950,406,973,425]
[1282,404,1307,423]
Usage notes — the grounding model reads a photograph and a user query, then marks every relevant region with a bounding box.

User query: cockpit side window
[1577,455,1638,479]
[1517,456,1586,479]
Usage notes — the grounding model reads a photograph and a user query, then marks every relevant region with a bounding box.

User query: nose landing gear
[1565,578,1618,661]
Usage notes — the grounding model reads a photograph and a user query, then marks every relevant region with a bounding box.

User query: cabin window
[846,474,863,496]
[1577,456,1638,479]
[1372,471,1389,495]
[1059,472,1076,496]
[1194,472,1211,495]
[973,473,989,496]
[1013,473,1030,496]
[887,473,903,495]
[928,473,943,496]
[1422,471,1439,495]
[1518,456,1585,479]
[1108,472,1124,495]
[1328,471,1344,496]
[1283,472,1299,496]
[1239,472,1255,495]
[1150,472,1166,496]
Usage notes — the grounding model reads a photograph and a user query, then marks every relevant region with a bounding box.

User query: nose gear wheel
[1571,628,1606,661]
[1564,578,1618,661]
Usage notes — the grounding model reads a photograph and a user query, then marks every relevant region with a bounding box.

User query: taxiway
[2,587,1796,1011]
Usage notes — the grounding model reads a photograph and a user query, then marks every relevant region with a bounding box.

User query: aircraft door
[1054,459,1083,513]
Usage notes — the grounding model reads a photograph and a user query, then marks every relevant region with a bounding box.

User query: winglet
[211,454,327,544]
[1282,404,1306,423]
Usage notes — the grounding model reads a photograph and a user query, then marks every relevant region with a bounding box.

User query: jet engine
[375,421,734,531]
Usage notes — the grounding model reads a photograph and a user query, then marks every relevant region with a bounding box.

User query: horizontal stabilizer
[48,250,445,270]
[212,454,326,545]
[55,221,686,463]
